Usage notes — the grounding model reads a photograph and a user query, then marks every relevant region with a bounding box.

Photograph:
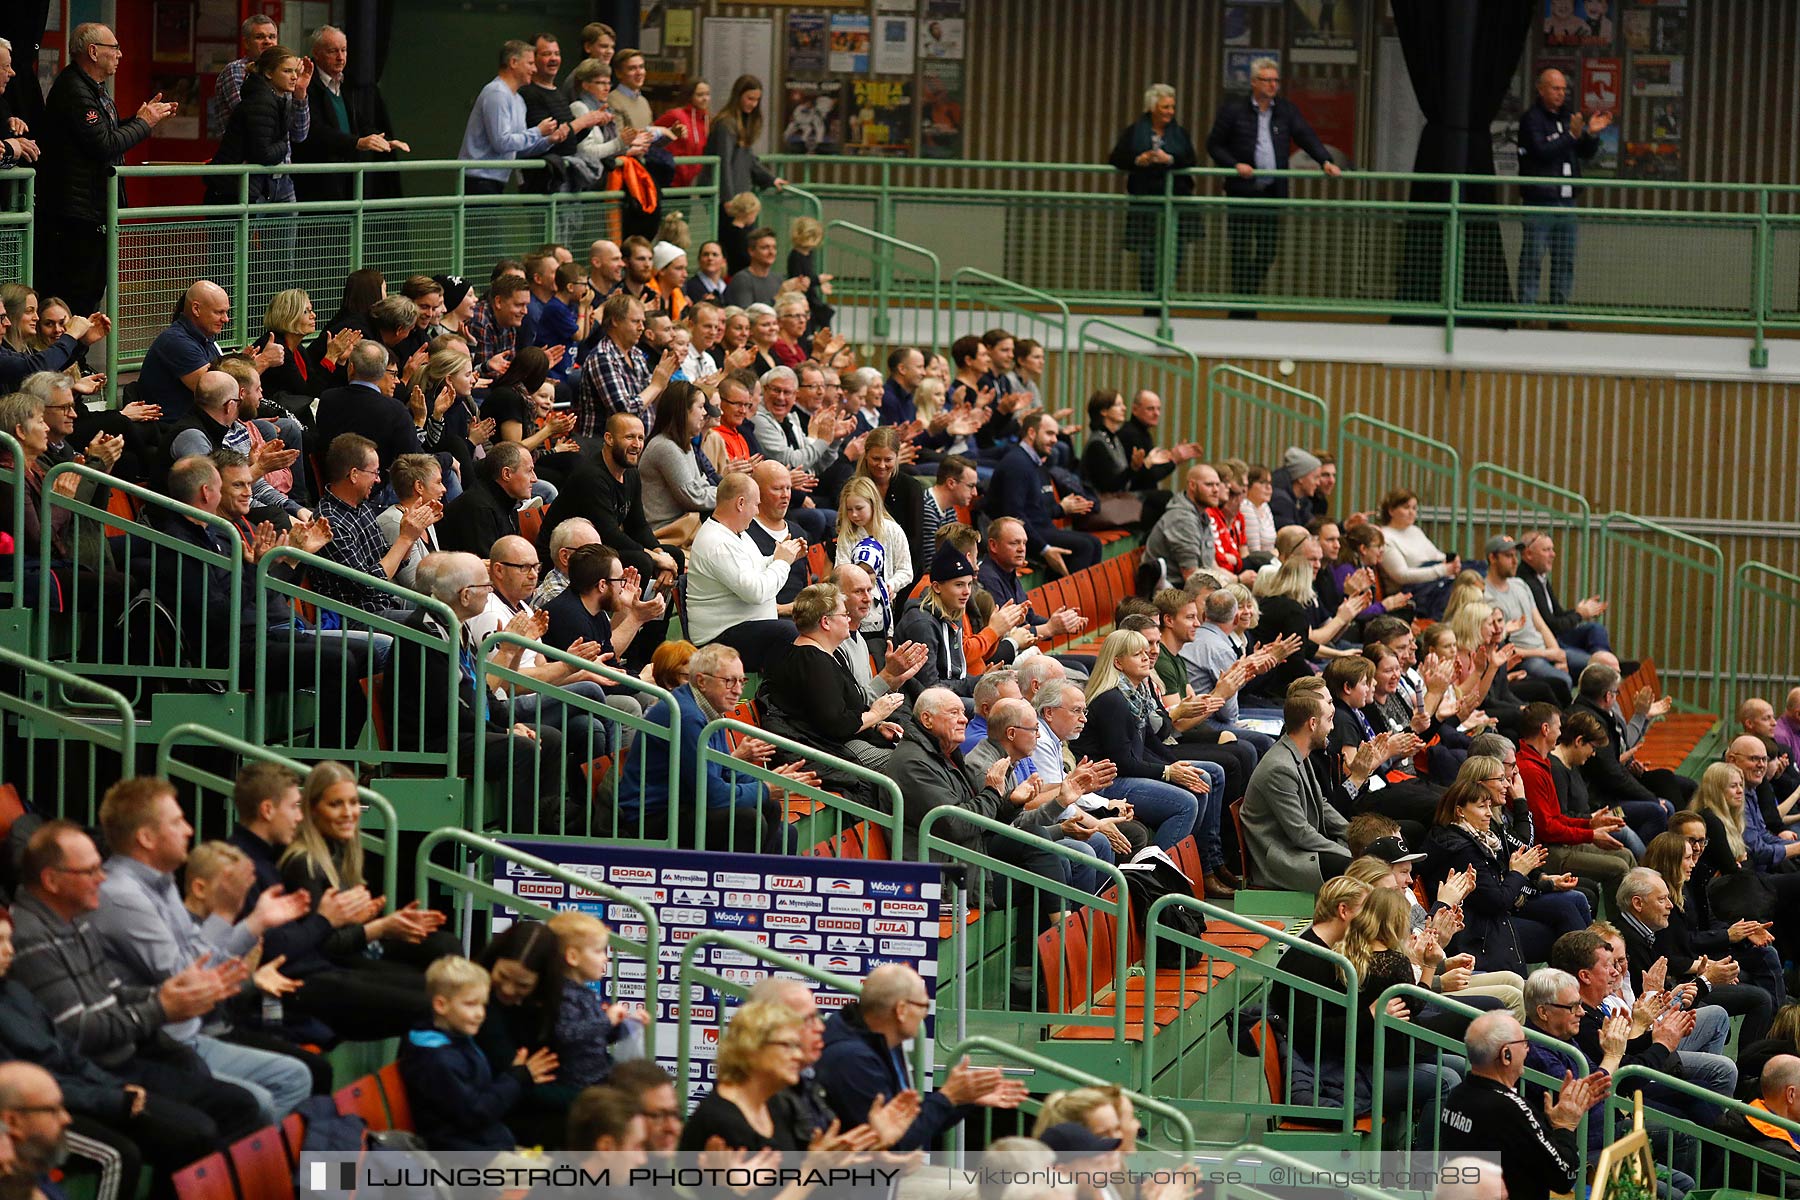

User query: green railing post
[1443,176,1461,354]
[19,170,33,283]
[1338,412,1463,537]
[349,168,365,271]
[0,646,138,794]
[1156,172,1175,339]
[1204,364,1330,470]
[451,170,468,277]
[695,718,904,857]
[1751,187,1771,368]
[234,174,251,351]
[105,179,120,409]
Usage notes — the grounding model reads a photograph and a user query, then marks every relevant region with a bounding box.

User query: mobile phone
[552,399,573,410]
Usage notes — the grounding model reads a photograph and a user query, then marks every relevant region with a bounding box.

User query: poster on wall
[665,9,695,47]
[1621,9,1651,49]
[781,80,844,154]
[920,59,963,159]
[1649,98,1681,139]
[1651,10,1687,51]
[872,16,915,75]
[149,75,202,139]
[1580,56,1621,113]
[1543,0,1614,48]
[1285,75,1356,167]
[1589,123,1620,174]
[828,13,871,73]
[846,78,914,156]
[152,2,194,63]
[1624,140,1681,179]
[1631,54,1683,95]
[1223,6,1253,47]
[924,0,966,15]
[921,19,963,60]
[1223,48,1281,90]
[1290,0,1357,64]
[787,12,827,74]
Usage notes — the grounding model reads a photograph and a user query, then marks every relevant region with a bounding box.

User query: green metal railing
[674,934,868,1105]
[155,723,399,903]
[415,827,660,1055]
[0,646,136,827]
[1371,983,1591,1171]
[1606,1063,1800,1197]
[948,268,1072,410]
[0,168,33,284]
[695,717,904,857]
[761,157,1793,363]
[39,463,245,696]
[944,1034,1197,1156]
[0,431,28,612]
[1215,1143,1407,1200]
[1139,894,1357,1137]
[1726,561,1800,706]
[822,219,941,349]
[1594,512,1727,714]
[104,157,719,386]
[921,807,1132,1048]
[1075,318,1203,453]
[473,630,680,842]
[1337,414,1463,545]
[252,547,463,792]
[1464,463,1596,600]
[1205,365,1331,472]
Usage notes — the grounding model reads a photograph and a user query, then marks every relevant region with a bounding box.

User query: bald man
[138,281,284,423]
[1713,1054,1800,1191]
[745,460,809,615]
[1518,68,1610,317]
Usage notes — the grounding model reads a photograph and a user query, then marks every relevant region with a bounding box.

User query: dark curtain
[345,0,393,87]
[1391,0,1535,309]
[598,0,640,49]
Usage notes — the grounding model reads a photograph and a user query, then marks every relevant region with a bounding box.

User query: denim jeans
[1519,204,1578,306]
[1105,772,1204,854]
[193,1034,311,1123]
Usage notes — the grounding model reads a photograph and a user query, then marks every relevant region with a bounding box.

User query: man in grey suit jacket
[1242,681,1371,891]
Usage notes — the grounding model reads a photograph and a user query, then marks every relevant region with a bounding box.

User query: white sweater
[1380,522,1450,586]
[686,518,793,644]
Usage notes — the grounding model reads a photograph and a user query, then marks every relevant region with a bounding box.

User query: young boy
[549,912,645,1088]
[540,262,590,382]
[399,957,558,1151]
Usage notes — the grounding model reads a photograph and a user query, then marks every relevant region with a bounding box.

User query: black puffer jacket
[210,71,299,201]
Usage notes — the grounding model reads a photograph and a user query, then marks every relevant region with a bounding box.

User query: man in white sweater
[685,472,805,671]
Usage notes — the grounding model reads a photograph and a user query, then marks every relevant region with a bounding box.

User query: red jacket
[1519,742,1596,845]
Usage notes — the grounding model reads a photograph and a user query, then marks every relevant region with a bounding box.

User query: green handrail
[414,828,660,1058]
[0,167,33,284]
[1463,463,1595,599]
[38,462,245,692]
[1205,365,1331,470]
[1215,1143,1408,1200]
[1337,413,1464,538]
[1138,893,1357,1133]
[1371,982,1592,1171]
[252,545,460,771]
[1077,318,1203,453]
[823,219,942,348]
[674,933,869,1104]
[474,630,680,841]
[1727,561,1800,706]
[154,722,399,903]
[1596,512,1727,714]
[0,646,136,825]
[942,1034,1196,1156]
[0,430,27,611]
[695,717,904,857]
[1608,1063,1800,1196]
[948,267,1072,411]
[917,805,1130,1042]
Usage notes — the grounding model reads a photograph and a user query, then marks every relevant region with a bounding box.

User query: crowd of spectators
[0,21,1796,1197]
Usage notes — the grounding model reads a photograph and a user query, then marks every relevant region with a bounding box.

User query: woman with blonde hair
[719,191,763,276]
[259,286,355,402]
[786,215,834,334]
[410,341,492,488]
[835,475,912,637]
[770,292,811,369]
[1070,627,1220,875]
[1440,569,1490,627]
[1031,1087,1125,1142]
[744,302,781,377]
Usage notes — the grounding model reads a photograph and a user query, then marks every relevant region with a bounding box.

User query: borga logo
[774,933,821,951]
[661,869,709,887]
[818,917,863,932]
[868,880,915,898]
[768,876,810,892]
[880,938,929,956]
[826,935,873,954]
[608,866,656,884]
[723,891,771,910]
[708,910,759,930]
[821,878,864,895]
[780,896,824,913]
[516,880,563,900]
[821,955,862,972]
[762,913,811,931]
[827,898,875,915]
[881,901,930,919]
[869,919,914,936]
[714,872,761,889]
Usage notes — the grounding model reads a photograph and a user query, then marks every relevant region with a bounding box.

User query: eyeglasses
[1540,1001,1583,1013]
[700,673,746,688]
[52,863,105,877]
[495,561,541,574]
[602,575,626,585]
[765,1038,804,1051]
[1683,836,1709,847]
[4,1103,68,1116]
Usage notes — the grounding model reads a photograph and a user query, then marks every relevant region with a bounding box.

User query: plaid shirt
[208,56,312,146]
[575,336,652,437]
[463,301,519,369]
[315,490,403,614]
